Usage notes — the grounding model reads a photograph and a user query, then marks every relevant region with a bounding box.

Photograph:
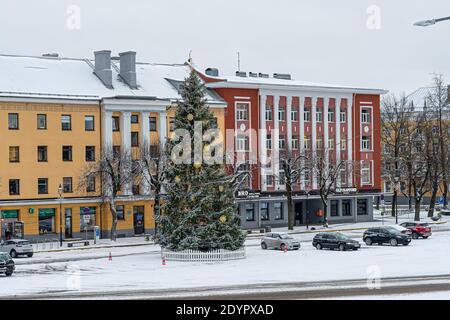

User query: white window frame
[316,107,323,122]
[291,109,298,121]
[236,103,249,121]
[266,134,272,150]
[361,136,371,151]
[278,107,285,121]
[236,135,249,152]
[340,110,346,123]
[361,161,372,185]
[361,109,370,123]
[265,107,273,121]
[328,108,334,122]
[304,108,311,122]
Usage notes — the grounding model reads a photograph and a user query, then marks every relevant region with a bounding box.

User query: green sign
[38,208,55,218]
[1,210,19,219]
[80,207,96,215]
[29,208,35,214]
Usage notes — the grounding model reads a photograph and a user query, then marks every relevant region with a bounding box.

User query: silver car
[261,232,301,251]
[0,239,34,258]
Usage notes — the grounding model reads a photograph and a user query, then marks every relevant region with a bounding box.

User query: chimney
[119,51,137,89]
[94,50,113,88]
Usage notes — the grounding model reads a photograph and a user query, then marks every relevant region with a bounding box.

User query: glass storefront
[1,210,19,240]
[39,208,56,234]
[80,207,96,231]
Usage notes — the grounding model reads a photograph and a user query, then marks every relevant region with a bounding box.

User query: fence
[32,239,62,251]
[162,248,246,262]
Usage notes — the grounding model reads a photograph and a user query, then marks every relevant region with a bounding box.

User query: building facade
[0,52,226,241]
[198,68,387,228]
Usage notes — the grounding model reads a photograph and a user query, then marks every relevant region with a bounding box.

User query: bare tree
[79,146,134,241]
[279,149,309,230]
[137,142,169,235]
[381,94,414,215]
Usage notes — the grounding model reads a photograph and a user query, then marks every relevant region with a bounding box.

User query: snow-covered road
[2,228,450,299]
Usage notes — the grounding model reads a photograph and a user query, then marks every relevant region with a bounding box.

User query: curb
[34,241,155,254]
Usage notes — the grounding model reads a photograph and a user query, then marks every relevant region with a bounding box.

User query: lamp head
[414,19,436,27]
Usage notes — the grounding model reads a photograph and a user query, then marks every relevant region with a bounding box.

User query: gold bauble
[193,162,202,169]
[219,215,227,223]
[218,185,224,192]
[174,176,181,183]
[187,114,194,121]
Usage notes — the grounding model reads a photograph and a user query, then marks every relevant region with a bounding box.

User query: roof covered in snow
[198,70,387,95]
[0,54,225,104]
[406,86,449,111]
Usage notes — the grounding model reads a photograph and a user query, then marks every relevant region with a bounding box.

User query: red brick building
[197,68,387,228]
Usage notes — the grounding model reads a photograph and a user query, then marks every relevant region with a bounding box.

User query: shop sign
[38,208,56,218]
[1,210,19,219]
[81,207,96,215]
[335,187,357,194]
[236,190,260,199]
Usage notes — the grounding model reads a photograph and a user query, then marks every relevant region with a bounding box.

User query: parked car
[0,252,15,276]
[399,222,432,239]
[312,232,361,251]
[261,232,301,251]
[389,225,413,237]
[0,239,34,258]
[363,227,411,246]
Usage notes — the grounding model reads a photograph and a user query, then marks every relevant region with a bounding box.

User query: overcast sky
[1,0,449,94]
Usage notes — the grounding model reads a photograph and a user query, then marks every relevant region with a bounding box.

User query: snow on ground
[330,291,450,300]
[2,229,450,298]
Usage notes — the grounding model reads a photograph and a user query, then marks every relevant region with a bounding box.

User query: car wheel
[5,272,12,277]
[10,250,17,258]
[364,238,372,246]
[353,248,358,251]
[423,236,429,239]
[339,244,346,251]
[403,243,409,246]
[412,233,419,239]
[390,238,398,246]
[27,253,33,258]
[316,243,322,250]
[280,244,287,251]
[261,242,267,250]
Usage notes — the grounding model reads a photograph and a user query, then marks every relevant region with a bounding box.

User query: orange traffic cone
[108,252,112,261]
[284,245,288,253]
[162,257,166,266]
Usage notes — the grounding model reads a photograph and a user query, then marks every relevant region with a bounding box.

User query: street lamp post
[414,16,450,27]
[394,175,400,225]
[58,184,63,247]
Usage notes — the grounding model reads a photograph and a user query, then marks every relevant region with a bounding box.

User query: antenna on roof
[237,52,241,72]
[188,50,193,64]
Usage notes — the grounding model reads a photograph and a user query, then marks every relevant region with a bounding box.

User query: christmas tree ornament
[193,162,201,169]
[219,215,227,223]
[175,176,181,183]
[187,113,194,121]
[218,185,224,192]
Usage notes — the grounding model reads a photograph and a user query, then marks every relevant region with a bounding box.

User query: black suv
[0,252,15,277]
[363,227,411,246]
[312,232,361,251]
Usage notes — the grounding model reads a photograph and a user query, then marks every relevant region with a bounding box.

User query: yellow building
[0,51,226,241]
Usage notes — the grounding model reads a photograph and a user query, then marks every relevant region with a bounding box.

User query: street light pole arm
[414,16,450,27]
[435,16,450,23]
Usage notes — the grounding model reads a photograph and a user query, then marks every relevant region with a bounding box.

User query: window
[8,113,19,129]
[279,135,286,149]
[342,200,351,216]
[211,117,218,129]
[113,146,121,158]
[131,114,139,124]
[245,203,255,221]
[303,169,310,185]
[384,182,392,192]
[38,178,48,194]
[330,200,339,217]
[62,146,73,161]
[266,134,272,150]
[278,107,285,121]
[361,109,370,123]
[328,108,334,122]
[399,127,406,134]
[86,174,96,192]
[9,146,19,162]
[274,202,283,220]
[316,138,323,150]
[39,209,55,234]
[291,109,298,121]
[63,177,73,193]
[265,107,273,121]
[328,138,334,150]
[261,202,269,220]
[85,116,95,131]
[361,136,371,150]
[340,169,347,186]
[80,207,96,231]
[340,139,347,151]
[236,103,249,120]
[112,117,120,131]
[131,132,139,147]
[149,117,157,131]
[37,114,47,129]
[169,118,175,131]
[265,175,274,186]
[132,185,140,195]
[304,136,311,149]
[361,162,371,185]
[9,179,20,195]
[340,110,346,123]
[236,135,249,151]
[117,205,125,220]
[85,146,95,161]
[292,136,299,150]
[304,108,311,122]
[38,146,48,162]
[357,199,368,215]
[316,107,323,122]
[61,115,71,130]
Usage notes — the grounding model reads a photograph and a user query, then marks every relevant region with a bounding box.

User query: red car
[400,222,432,239]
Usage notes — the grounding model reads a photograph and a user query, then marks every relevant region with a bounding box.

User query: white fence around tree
[161,248,246,262]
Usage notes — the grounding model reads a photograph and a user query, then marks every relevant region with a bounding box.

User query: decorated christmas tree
[154,71,245,251]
